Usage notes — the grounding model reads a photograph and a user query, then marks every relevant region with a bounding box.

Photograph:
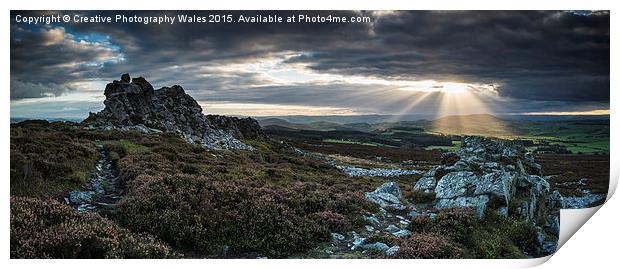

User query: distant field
[425,140,462,152]
[265,114,609,155]
[323,139,385,147]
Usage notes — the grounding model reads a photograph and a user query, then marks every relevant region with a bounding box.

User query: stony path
[65,144,123,212]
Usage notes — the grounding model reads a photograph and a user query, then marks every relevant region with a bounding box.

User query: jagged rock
[413,166,439,192]
[473,171,517,204]
[120,73,130,83]
[83,74,265,150]
[434,171,478,199]
[365,182,405,210]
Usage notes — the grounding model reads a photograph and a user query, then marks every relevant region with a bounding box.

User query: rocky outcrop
[412,136,562,256]
[83,74,266,150]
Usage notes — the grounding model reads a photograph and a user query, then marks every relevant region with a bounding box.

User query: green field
[425,140,462,152]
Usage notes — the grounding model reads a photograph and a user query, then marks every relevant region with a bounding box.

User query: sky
[10,10,610,119]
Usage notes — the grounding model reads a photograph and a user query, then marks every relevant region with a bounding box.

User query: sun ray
[429,87,515,137]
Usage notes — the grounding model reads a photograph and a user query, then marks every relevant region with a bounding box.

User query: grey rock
[69,191,95,204]
[337,165,420,177]
[562,189,606,209]
[385,224,400,233]
[434,171,478,199]
[350,232,366,250]
[360,242,390,251]
[331,232,345,241]
[365,182,405,210]
[392,229,412,238]
[365,215,380,224]
[413,167,438,193]
[474,171,516,204]
[385,246,400,256]
[408,210,419,218]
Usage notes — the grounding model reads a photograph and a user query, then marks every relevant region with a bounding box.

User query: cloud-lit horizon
[10,11,610,119]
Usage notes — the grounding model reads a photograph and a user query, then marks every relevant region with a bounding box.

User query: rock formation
[363,136,561,256]
[412,136,561,255]
[83,74,266,150]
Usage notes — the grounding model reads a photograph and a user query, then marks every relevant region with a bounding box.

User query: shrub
[115,174,341,257]
[408,208,538,258]
[409,207,477,242]
[10,121,98,197]
[394,233,461,259]
[406,190,436,204]
[10,196,177,258]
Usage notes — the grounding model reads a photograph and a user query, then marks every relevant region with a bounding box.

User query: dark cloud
[10,10,609,113]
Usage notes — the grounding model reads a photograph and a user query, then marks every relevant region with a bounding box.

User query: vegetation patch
[408,208,537,258]
[10,196,177,258]
[10,121,99,197]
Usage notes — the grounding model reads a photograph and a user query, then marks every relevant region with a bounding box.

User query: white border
[2,1,617,268]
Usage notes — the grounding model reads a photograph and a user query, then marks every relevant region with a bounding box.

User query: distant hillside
[428,114,517,136]
[258,118,312,130]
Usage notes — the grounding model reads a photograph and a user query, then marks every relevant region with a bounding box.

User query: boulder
[413,166,439,192]
[365,182,405,210]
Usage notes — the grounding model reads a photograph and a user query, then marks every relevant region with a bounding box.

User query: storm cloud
[10,10,610,117]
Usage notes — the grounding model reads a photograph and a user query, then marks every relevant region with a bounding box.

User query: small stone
[361,242,389,251]
[331,233,345,241]
[385,246,400,256]
[385,224,399,233]
[392,229,412,238]
[365,225,375,232]
[365,215,380,224]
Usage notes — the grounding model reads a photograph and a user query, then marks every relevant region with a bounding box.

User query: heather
[10,196,177,258]
[106,134,377,257]
[408,208,538,258]
[10,121,378,258]
[10,120,99,197]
